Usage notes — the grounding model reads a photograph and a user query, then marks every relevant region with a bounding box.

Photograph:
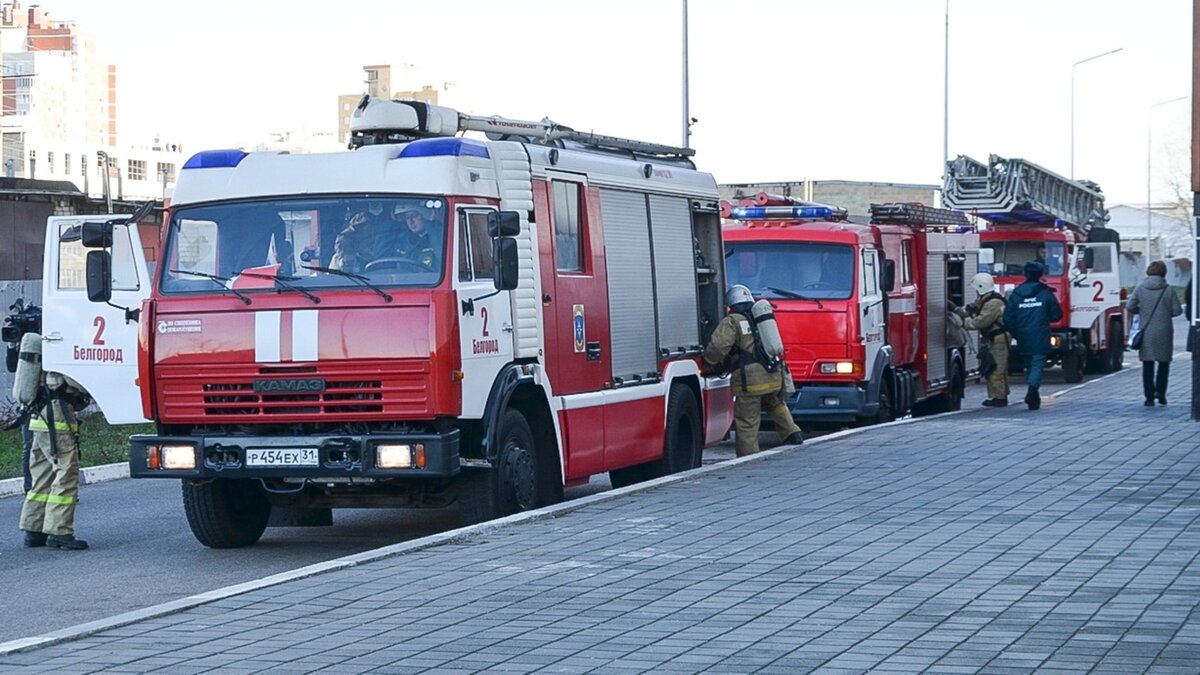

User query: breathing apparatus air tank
[13,332,42,406]
[750,300,784,360]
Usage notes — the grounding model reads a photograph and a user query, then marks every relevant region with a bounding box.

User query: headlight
[376,444,414,469]
[1049,335,1062,348]
[161,445,196,470]
[835,362,855,374]
[819,363,836,374]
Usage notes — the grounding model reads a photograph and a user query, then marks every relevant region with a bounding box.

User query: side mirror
[487,211,521,238]
[86,250,113,302]
[493,238,519,291]
[82,221,114,248]
[880,259,896,292]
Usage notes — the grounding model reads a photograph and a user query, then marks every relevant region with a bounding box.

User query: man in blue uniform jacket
[1003,261,1063,411]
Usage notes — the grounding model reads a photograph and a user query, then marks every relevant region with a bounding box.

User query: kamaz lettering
[252,378,326,393]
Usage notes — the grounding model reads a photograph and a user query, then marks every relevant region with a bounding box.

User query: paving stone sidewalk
[3,364,1199,674]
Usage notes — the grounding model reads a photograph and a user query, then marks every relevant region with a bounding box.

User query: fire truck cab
[721,195,979,426]
[66,98,734,547]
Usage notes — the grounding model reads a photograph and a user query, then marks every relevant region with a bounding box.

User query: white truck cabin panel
[525,145,717,198]
[173,141,500,206]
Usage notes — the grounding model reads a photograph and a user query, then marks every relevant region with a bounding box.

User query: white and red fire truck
[720,194,980,426]
[44,97,734,547]
[943,155,1125,382]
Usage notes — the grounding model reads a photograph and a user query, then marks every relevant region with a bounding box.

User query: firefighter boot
[22,530,47,548]
[982,398,1008,407]
[46,534,88,550]
[1024,387,1041,411]
[785,431,804,445]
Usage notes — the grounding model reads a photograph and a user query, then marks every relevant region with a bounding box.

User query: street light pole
[1147,96,1188,264]
[1071,47,1124,179]
[681,0,690,149]
[943,0,950,168]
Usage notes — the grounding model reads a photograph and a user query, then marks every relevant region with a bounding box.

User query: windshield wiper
[169,269,252,305]
[237,272,321,304]
[302,264,393,302]
[766,286,824,309]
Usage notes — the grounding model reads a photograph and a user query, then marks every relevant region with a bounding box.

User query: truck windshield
[982,240,1065,277]
[160,196,448,295]
[725,242,854,300]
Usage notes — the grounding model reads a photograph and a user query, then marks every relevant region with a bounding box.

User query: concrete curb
[0,369,1134,656]
[0,462,129,499]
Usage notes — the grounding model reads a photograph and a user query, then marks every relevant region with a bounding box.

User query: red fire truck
[944,155,1125,382]
[57,97,733,547]
[720,195,980,426]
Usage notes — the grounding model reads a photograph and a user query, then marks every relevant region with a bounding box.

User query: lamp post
[943,0,949,167]
[1147,96,1188,263]
[681,0,690,149]
[1071,47,1123,179]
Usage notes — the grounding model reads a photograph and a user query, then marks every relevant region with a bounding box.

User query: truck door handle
[502,323,514,334]
[586,341,601,361]
[43,332,63,342]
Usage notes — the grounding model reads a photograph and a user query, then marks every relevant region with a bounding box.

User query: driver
[330,201,400,273]
[395,205,439,270]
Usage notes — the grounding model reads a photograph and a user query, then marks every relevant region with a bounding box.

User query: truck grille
[157,361,432,421]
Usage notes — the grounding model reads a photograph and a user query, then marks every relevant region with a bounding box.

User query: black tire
[456,409,538,525]
[1108,321,1124,372]
[916,366,963,416]
[1062,349,1083,383]
[610,385,702,487]
[873,375,895,425]
[181,479,271,549]
[660,386,702,474]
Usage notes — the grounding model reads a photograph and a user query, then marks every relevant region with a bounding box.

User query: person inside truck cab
[1037,245,1063,276]
[330,201,400,273]
[395,205,440,270]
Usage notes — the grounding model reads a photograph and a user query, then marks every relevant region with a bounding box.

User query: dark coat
[1003,281,1063,356]
[1127,275,1183,363]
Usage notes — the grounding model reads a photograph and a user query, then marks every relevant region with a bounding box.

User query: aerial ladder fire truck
[35,96,734,547]
[721,193,980,426]
[943,154,1125,382]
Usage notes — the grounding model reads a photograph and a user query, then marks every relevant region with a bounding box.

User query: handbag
[1128,286,1167,351]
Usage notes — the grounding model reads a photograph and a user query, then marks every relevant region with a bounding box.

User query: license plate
[246,448,319,467]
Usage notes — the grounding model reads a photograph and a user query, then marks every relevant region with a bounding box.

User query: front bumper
[129,430,460,479]
[775,383,874,424]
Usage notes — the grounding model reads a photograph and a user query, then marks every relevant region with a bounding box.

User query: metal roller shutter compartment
[600,189,658,382]
[648,195,699,355]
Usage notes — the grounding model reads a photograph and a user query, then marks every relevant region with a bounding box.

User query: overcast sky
[38,0,1194,206]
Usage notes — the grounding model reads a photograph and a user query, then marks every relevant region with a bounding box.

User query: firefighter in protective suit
[703,285,804,457]
[20,373,90,549]
[954,272,1010,407]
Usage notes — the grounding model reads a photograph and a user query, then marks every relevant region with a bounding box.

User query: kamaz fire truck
[48,97,734,547]
[720,193,979,426]
[943,154,1125,382]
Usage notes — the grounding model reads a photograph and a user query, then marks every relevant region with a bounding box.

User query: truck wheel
[1108,321,1124,372]
[1062,349,1083,383]
[456,409,537,525]
[182,479,271,549]
[610,385,701,488]
[661,385,702,474]
[874,377,895,424]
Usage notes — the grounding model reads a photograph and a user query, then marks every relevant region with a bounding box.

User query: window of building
[552,181,584,272]
[457,210,495,282]
[64,153,71,175]
[46,151,54,173]
[128,159,146,181]
[156,162,175,183]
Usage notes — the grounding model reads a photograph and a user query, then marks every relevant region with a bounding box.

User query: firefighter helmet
[725,285,754,308]
[969,272,995,297]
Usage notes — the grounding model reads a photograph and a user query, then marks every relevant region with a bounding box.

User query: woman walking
[1127,261,1183,406]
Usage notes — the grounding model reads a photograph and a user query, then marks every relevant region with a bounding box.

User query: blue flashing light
[731,205,834,220]
[182,149,248,170]
[398,137,490,159]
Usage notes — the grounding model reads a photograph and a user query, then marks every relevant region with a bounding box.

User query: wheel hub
[499,444,536,511]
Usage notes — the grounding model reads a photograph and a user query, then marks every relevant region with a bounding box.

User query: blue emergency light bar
[398,137,490,159]
[730,205,835,220]
[182,149,248,170]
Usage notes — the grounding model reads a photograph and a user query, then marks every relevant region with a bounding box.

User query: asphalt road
[0,326,1176,645]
